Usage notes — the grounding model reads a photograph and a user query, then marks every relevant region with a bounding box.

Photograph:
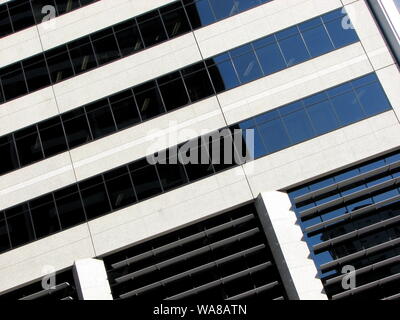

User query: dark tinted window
[0,7,13,37]
[22,54,51,92]
[134,81,165,120]
[14,126,43,166]
[0,63,27,101]
[68,37,97,74]
[158,72,189,111]
[130,160,162,201]
[45,47,74,83]
[38,116,68,157]
[80,176,111,220]
[62,108,92,148]
[137,11,167,47]
[85,99,116,139]
[8,1,35,32]
[182,63,214,102]
[109,90,141,130]
[5,204,34,248]
[104,167,136,210]
[157,160,188,191]
[91,29,121,65]
[114,20,143,57]
[161,3,191,38]
[30,195,60,239]
[55,185,86,229]
[0,135,19,175]
[0,213,10,252]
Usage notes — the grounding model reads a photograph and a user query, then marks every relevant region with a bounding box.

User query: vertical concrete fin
[255,191,327,300]
[73,258,113,300]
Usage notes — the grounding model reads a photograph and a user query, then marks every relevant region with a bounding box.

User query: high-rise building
[0,0,399,301]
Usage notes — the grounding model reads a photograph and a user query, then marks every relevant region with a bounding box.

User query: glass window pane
[330,91,365,126]
[80,176,111,220]
[114,20,143,57]
[109,90,141,130]
[5,204,34,248]
[0,7,13,37]
[104,167,136,210]
[8,1,35,32]
[255,41,286,75]
[231,48,263,83]
[0,63,28,101]
[355,82,391,117]
[137,11,167,47]
[130,159,162,201]
[209,0,236,19]
[325,17,359,48]
[158,72,189,111]
[30,195,60,239]
[302,24,334,57]
[258,118,291,153]
[62,108,92,148]
[55,185,86,229]
[14,126,43,166]
[45,47,74,83]
[22,54,51,92]
[0,135,19,175]
[307,100,340,135]
[85,99,116,139]
[277,30,310,66]
[91,29,121,65]
[182,63,214,102]
[207,57,240,92]
[161,3,191,38]
[31,0,56,23]
[134,81,165,120]
[157,161,188,191]
[38,116,68,157]
[180,140,215,181]
[183,0,216,29]
[282,108,315,144]
[0,213,10,253]
[68,37,97,74]
[55,0,80,15]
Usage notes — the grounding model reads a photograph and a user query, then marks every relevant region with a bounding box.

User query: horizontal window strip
[0,72,392,256]
[288,148,400,300]
[0,7,360,176]
[0,0,99,39]
[0,0,274,104]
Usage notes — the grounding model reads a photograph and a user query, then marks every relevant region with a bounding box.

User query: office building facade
[0,0,399,300]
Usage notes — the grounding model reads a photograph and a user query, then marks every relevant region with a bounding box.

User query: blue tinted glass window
[302,24,334,57]
[184,0,216,28]
[209,0,236,19]
[330,91,364,126]
[231,47,263,83]
[258,118,291,153]
[282,108,315,144]
[239,121,267,159]
[307,100,339,135]
[355,82,391,116]
[277,28,310,66]
[255,42,286,75]
[207,58,240,92]
[351,73,378,88]
[325,18,359,48]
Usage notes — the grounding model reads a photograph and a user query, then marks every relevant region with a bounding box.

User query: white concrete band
[73,258,113,300]
[255,191,327,300]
